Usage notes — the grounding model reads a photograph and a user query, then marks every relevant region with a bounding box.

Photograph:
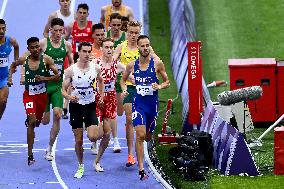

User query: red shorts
[23,90,47,121]
[63,56,70,70]
[96,91,117,119]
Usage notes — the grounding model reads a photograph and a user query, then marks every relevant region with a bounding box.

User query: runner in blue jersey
[121,35,170,180]
[0,19,19,120]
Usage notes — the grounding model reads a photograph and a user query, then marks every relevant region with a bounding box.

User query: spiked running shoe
[74,164,84,178]
[126,155,136,167]
[139,169,149,181]
[28,154,35,166]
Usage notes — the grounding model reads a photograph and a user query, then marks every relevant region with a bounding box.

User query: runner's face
[51,25,64,41]
[0,24,6,39]
[76,8,89,22]
[102,41,114,58]
[112,0,122,7]
[127,26,140,44]
[28,42,41,58]
[78,45,92,62]
[92,29,105,46]
[59,0,71,10]
[138,38,150,57]
[110,18,122,35]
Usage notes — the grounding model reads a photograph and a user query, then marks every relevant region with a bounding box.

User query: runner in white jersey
[62,42,104,178]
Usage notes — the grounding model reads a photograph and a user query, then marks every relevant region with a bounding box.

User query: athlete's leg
[0,86,9,120]
[124,103,134,156]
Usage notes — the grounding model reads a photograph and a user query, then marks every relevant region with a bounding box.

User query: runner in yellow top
[100,0,134,31]
[114,20,140,167]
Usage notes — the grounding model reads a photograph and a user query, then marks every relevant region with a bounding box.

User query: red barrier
[274,126,284,175]
[188,41,202,126]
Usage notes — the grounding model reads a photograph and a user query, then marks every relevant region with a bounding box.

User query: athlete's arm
[43,12,57,38]
[126,6,134,21]
[64,22,73,40]
[65,40,74,66]
[100,6,107,26]
[39,38,47,52]
[113,43,122,60]
[10,37,19,61]
[117,61,126,73]
[62,67,78,103]
[152,59,170,90]
[8,54,28,86]
[96,64,104,98]
[121,61,134,94]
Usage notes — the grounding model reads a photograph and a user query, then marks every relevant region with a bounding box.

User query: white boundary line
[0,0,8,19]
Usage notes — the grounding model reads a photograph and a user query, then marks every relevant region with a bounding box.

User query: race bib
[104,81,115,92]
[0,57,9,67]
[136,85,154,96]
[76,87,94,100]
[29,83,46,95]
[49,64,62,75]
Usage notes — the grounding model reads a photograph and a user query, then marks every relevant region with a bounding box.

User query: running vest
[106,30,126,49]
[71,21,93,53]
[104,5,126,31]
[90,46,103,60]
[134,57,159,101]
[56,10,74,30]
[0,36,12,79]
[24,55,49,95]
[44,37,67,89]
[120,40,139,85]
[97,58,118,93]
[71,63,98,105]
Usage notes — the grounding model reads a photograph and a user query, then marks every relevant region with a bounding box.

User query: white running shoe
[113,141,121,153]
[108,139,114,146]
[74,164,84,178]
[94,162,104,172]
[45,151,54,161]
[91,141,98,155]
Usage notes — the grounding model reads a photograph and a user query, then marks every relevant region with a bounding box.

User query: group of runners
[0,0,170,181]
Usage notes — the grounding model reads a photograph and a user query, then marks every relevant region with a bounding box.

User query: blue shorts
[0,76,8,89]
[132,98,158,134]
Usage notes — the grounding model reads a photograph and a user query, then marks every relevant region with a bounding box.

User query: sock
[63,108,68,115]
[47,145,52,152]
[113,137,118,143]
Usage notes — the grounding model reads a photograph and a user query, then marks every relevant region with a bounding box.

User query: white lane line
[0,0,8,19]
[51,137,68,189]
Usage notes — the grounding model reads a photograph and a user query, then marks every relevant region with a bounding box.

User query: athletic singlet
[71,21,93,53]
[44,37,67,89]
[0,36,12,79]
[70,63,98,105]
[56,9,74,33]
[107,30,126,49]
[104,5,126,31]
[24,55,49,95]
[90,46,103,60]
[97,58,118,94]
[120,40,139,85]
[134,57,159,101]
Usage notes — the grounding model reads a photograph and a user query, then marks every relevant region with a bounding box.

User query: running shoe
[45,151,54,161]
[126,155,136,167]
[93,162,104,172]
[113,141,121,153]
[28,154,35,166]
[91,141,98,155]
[62,113,68,119]
[74,164,84,178]
[139,169,149,181]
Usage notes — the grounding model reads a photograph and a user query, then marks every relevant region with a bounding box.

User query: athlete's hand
[7,77,13,87]
[122,89,129,98]
[35,75,45,82]
[69,95,79,103]
[152,83,161,90]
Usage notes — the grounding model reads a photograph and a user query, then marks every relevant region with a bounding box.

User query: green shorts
[45,86,63,112]
[123,85,136,104]
[115,72,123,93]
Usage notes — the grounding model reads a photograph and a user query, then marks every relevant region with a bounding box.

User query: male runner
[90,23,105,61]
[100,0,134,31]
[62,42,104,178]
[121,35,170,180]
[9,37,60,166]
[40,18,73,161]
[0,19,19,120]
[107,13,125,49]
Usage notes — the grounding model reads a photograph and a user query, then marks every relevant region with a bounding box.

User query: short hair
[110,13,122,22]
[51,18,64,27]
[102,37,114,45]
[121,16,129,22]
[27,37,39,46]
[127,20,142,29]
[0,19,5,25]
[78,42,92,51]
[77,3,89,12]
[137,35,149,44]
[92,23,105,33]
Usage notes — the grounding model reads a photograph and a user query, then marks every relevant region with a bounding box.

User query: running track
[0,0,163,188]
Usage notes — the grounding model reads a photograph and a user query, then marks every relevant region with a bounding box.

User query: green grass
[149,0,284,189]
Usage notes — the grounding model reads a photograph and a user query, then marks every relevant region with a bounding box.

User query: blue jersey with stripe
[0,36,12,80]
